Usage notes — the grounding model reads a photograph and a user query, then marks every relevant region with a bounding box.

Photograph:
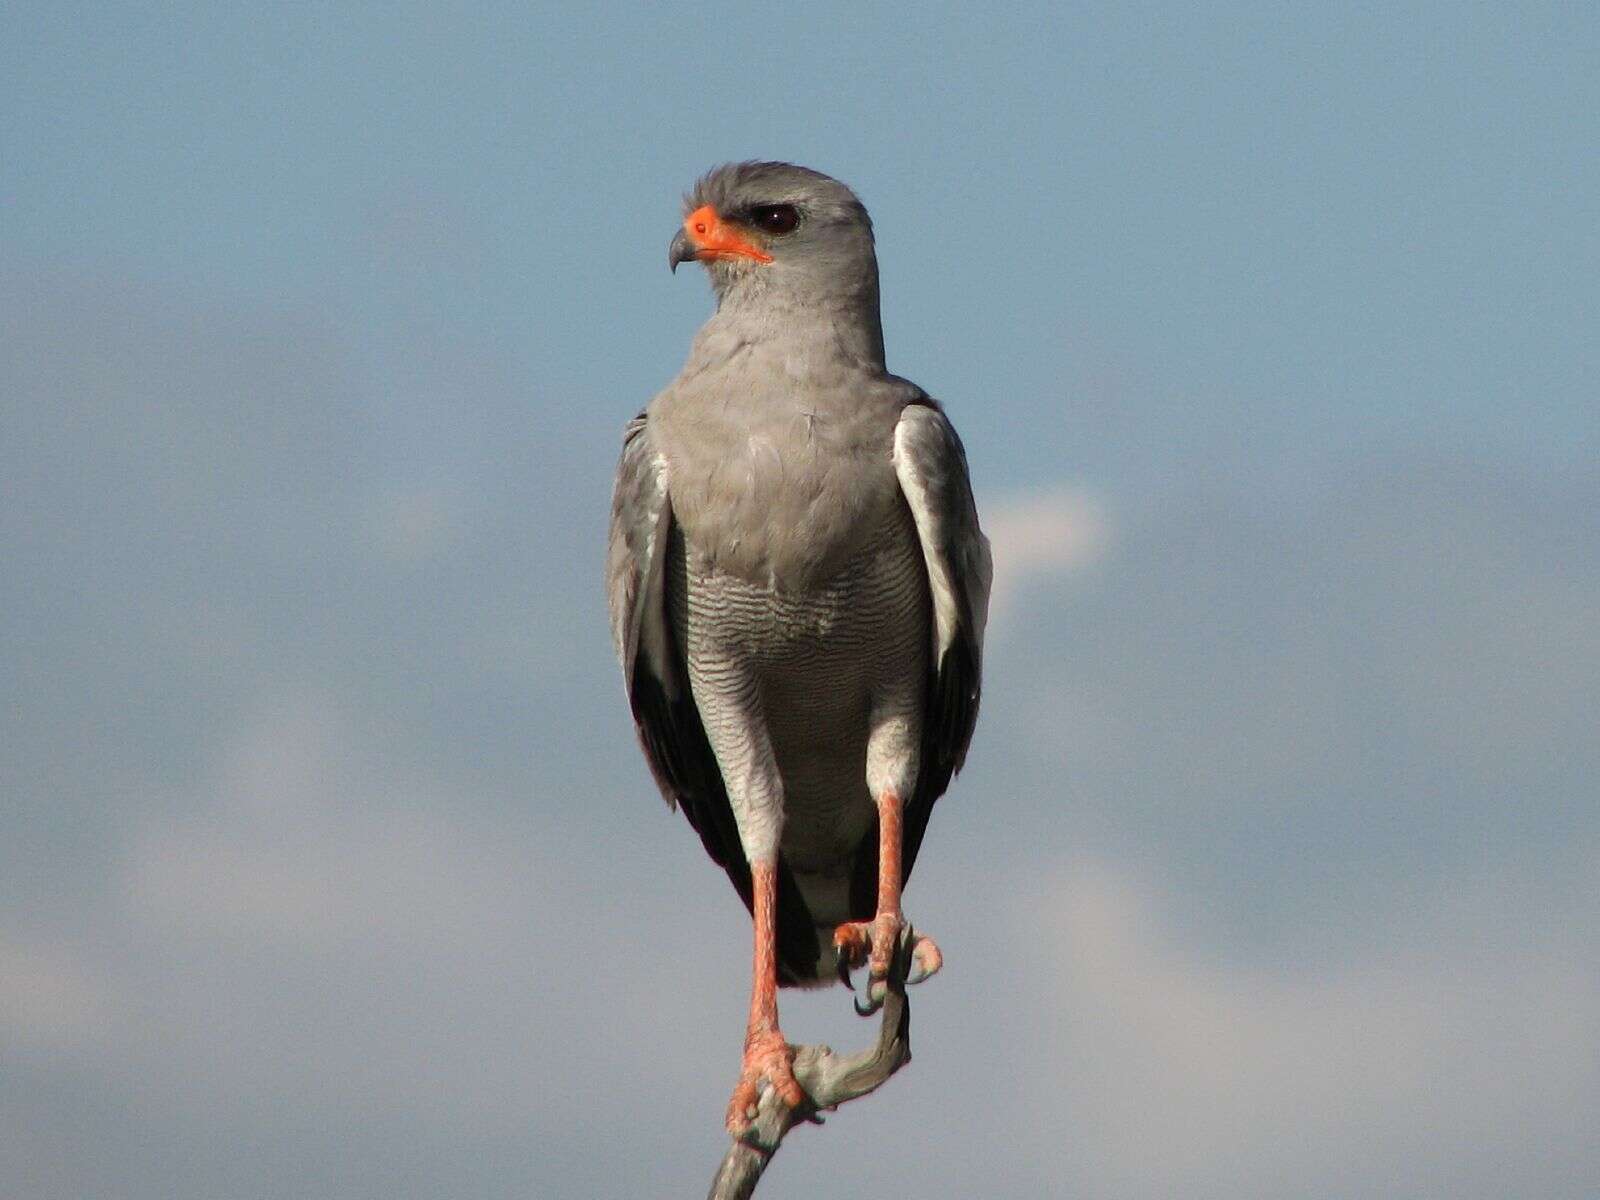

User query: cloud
[6,688,734,1153]
[974,463,1600,928]
[1017,860,1600,1198]
[982,486,1108,632]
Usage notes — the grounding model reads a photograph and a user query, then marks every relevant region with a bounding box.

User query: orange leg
[833,790,942,1014]
[726,858,805,1133]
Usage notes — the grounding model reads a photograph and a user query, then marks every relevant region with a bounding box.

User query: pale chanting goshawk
[607,162,991,1133]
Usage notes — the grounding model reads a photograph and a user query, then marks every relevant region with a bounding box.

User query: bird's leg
[726,858,805,1134]
[834,789,943,1014]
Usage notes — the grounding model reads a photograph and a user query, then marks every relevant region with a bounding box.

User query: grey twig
[706,929,918,1200]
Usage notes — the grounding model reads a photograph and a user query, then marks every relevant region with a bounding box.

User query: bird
[607,161,991,1134]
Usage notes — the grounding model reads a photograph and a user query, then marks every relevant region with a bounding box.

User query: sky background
[3,3,1597,1198]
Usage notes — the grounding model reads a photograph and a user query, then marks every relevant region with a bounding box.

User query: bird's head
[669,162,879,311]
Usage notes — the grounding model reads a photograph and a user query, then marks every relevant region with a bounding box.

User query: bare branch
[706,929,919,1200]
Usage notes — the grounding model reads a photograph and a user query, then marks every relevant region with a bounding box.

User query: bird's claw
[853,975,890,1016]
[834,916,941,1016]
[725,1028,805,1136]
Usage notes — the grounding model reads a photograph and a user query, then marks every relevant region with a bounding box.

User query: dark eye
[748,204,800,235]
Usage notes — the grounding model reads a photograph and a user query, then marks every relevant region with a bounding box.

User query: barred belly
[668,498,930,894]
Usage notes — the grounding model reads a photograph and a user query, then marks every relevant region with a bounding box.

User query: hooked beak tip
[668,228,696,274]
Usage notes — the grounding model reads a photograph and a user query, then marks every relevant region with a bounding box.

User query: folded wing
[606,414,750,899]
[892,399,994,878]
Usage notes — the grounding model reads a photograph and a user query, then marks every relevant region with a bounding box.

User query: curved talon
[836,915,939,1013]
[853,972,891,1016]
[833,921,870,995]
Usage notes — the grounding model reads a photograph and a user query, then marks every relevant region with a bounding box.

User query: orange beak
[669,204,774,272]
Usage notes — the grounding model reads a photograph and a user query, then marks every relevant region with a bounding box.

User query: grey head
[668,162,881,318]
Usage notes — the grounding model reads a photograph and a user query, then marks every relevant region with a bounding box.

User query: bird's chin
[702,253,773,281]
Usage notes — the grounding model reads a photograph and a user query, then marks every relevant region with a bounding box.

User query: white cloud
[86,690,743,1146]
[982,486,1108,631]
[1016,860,1600,1197]
[123,691,509,947]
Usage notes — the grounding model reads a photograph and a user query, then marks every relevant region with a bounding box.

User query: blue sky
[3,4,1597,1198]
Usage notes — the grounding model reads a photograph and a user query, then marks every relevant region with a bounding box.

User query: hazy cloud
[1020,860,1600,1197]
[983,485,1109,632]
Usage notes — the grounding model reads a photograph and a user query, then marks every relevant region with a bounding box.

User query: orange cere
[682,204,774,264]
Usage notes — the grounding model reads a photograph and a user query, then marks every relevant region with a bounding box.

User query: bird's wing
[892,399,993,878]
[607,413,750,898]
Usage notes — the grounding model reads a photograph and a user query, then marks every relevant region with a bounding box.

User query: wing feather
[892,399,993,876]
[606,415,747,877]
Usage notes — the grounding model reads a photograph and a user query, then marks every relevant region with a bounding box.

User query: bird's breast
[658,395,903,592]
[667,496,929,686]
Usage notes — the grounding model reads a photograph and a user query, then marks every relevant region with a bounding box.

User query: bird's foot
[833,914,942,1015]
[725,1027,805,1135]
